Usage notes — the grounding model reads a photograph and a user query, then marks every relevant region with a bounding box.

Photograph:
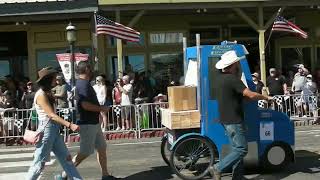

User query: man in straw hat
[209,51,273,180]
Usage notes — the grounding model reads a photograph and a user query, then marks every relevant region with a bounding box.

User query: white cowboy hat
[215,50,244,70]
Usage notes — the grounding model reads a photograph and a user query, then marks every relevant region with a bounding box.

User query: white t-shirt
[93,84,107,105]
[121,84,133,105]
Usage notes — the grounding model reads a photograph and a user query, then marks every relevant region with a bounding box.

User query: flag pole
[265,8,282,49]
[92,11,101,74]
[116,10,123,78]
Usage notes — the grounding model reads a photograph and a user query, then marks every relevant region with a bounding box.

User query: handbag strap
[25,108,50,132]
[25,108,35,129]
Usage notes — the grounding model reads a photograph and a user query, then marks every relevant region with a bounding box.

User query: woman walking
[26,67,82,180]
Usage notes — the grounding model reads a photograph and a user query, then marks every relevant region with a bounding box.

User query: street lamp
[66,22,77,88]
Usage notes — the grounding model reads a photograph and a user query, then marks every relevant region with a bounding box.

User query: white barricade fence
[136,102,168,138]
[0,108,36,145]
[106,104,138,136]
[258,94,319,120]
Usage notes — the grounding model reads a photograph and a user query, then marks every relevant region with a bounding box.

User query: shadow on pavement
[124,166,175,180]
[246,150,320,180]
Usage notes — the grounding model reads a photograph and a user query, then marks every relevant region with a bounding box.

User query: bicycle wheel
[160,135,171,166]
[170,135,215,180]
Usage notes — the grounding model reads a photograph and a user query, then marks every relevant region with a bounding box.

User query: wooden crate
[161,108,200,129]
[168,86,197,111]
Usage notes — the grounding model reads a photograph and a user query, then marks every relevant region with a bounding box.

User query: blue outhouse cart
[165,41,295,180]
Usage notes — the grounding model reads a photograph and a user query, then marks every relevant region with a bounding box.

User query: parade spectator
[300,74,317,116]
[119,75,133,130]
[209,50,272,180]
[267,68,289,96]
[52,75,68,108]
[112,79,122,131]
[63,61,118,180]
[93,75,108,131]
[292,64,309,94]
[21,81,36,109]
[4,75,16,98]
[313,69,320,91]
[17,81,26,104]
[26,67,81,180]
[252,72,264,94]
[0,90,16,108]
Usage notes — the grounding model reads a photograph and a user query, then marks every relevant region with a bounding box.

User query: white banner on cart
[184,60,198,86]
[260,121,274,141]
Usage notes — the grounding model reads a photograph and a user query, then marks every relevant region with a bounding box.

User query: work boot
[208,166,221,180]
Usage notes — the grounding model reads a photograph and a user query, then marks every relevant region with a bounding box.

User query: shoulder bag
[23,110,49,144]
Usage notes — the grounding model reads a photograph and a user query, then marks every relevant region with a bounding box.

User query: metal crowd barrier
[105,104,138,138]
[135,102,168,138]
[258,94,319,120]
[1,95,319,146]
[0,108,34,145]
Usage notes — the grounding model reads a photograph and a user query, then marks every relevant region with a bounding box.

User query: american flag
[95,14,140,42]
[272,16,308,39]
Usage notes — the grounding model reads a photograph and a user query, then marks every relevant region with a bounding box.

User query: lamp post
[66,22,77,113]
[66,22,77,88]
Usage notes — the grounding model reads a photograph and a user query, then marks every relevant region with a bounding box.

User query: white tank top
[34,89,54,130]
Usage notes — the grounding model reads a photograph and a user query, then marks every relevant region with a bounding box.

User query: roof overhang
[0,0,97,19]
[99,0,320,11]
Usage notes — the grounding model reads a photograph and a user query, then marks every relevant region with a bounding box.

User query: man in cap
[292,64,309,94]
[252,72,264,94]
[301,74,317,116]
[266,68,289,96]
[209,50,273,180]
[52,75,68,108]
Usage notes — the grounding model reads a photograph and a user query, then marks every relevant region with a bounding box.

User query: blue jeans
[215,123,248,180]
[26,121,82,180]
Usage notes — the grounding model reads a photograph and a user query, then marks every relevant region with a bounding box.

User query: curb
[293,120,319,127]
[66,130,165,143]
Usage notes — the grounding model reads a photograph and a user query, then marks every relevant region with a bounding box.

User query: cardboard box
[168,86,197,111]
[161,108,200,129]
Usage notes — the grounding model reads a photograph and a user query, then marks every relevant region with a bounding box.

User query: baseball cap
[269,68,276,73]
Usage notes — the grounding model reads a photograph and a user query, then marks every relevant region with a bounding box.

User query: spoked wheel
[170,135,215,180]
[161,134,171,166]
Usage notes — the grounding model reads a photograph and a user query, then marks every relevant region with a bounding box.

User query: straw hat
[215,51,244,70]
[36,67,57,83]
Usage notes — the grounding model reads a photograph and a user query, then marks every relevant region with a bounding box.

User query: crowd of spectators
[252,64,320,117]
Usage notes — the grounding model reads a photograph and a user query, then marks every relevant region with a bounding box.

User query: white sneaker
[116,127,121,131]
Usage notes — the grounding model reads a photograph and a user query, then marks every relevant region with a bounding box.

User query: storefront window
[108,33,145,47]
[230,26,257,38]
[190,27,221,45]
[0,60,10,77]
[281,47,311,76]
[37,47,92,70]
[150,32,183,44]
[150,53,183,87]
[110,55,145,80]
[317,47,320,69]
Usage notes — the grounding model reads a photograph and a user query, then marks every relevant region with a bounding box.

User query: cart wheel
[262,142,293,170]
[161,134,171,166]
[170,135,215,180]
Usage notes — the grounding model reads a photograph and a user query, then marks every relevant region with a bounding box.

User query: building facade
[1,0,320,84]
[97,0,320,85]
[0,0,97,81]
